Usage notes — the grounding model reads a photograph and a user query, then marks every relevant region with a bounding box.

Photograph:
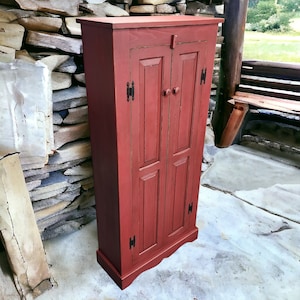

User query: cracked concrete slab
[1,144,300,299]
[236,184,300,223]
[201,144,300,192]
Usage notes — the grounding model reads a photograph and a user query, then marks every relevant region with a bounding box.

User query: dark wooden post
[213,0,249,144]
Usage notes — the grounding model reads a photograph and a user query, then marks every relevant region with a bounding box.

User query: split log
[26,180,42,192]
[48,140,91,165]
[65,17,82,36]
[156,4,177,14]
[25,172,50,183]
[0,23,25,50]
[35,201,71,221]
[54,122,90,149]
[4,8,35,19]
[56,56,77,73]
[74,72,85,84]
[130,4,156,14]
[65,174,93,185]
[61,182,82,194]
[14,0,81,17]
[23,158,88,178]
[15,49,35,62]
[138,0,170,5]
[39,54,70,71]
[38,207,96,240]
[67,190,94,211]
[74,189,95,209]
[80,176,94,190]
[18,16,62,32]
[20,156,52,171]
[81,2,129,17]
[51,71,72,90]
[64,160,93,177]
[53,112,64,125]
[29,171,72,201]
[44,192,81,210]
[53,124,62,131]
[0,45,15,62]
[0,9,17,22]
[30,186,68,202]
[52,85,87,111]
[32,188,81,212]
[26,30,83,54]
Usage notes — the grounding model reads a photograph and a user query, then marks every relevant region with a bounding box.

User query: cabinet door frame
[129,45,171,265]
[164,40,209,243]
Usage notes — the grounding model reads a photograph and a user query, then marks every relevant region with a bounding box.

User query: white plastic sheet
[0,60,53,167]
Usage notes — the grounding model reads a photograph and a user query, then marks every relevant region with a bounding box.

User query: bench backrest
[238,60,300,101]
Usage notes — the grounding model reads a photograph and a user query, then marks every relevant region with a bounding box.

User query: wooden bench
[218,60,300,147]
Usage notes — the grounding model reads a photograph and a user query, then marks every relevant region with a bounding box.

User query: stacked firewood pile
[0,0,95,240]
[0,0,224,240]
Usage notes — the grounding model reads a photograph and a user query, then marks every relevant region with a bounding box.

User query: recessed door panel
[175,52,197,152]
[130,46,171,263]
[139,57,162,167]
[139,170,159,252]
[167,156,189,235]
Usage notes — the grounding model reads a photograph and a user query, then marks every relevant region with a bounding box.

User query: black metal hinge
[127,81,135,101]
[129,235,136,249]
[188,203,193,214]
[200,68,207,85]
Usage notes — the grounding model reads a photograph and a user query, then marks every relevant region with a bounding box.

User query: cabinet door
[164,41,208,241]
[129,45,171,264]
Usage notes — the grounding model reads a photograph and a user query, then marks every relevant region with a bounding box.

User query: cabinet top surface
[77,15,223,29]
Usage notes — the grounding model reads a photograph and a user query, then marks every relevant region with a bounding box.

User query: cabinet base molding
[97,228,198,289]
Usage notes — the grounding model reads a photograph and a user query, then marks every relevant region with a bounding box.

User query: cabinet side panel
[190,26,219,217]
[80,24,121,270]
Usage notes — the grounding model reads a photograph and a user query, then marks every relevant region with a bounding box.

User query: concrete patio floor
[1,138,300,299]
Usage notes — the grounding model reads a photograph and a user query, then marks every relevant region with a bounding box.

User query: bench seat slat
[232,92,300,114]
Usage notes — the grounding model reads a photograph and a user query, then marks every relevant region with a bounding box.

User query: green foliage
[279,11,295,27]
[256,1,277,18]
[280,0,300,12]
[247,1,277,24]
[247,0,297,32]
[246,8,258,24]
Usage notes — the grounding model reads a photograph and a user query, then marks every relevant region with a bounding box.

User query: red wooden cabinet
[78,16,222,289]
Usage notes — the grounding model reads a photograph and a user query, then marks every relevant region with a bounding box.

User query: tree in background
[247,0,276,24]
[246,0,299,32]
[279,0,300,12]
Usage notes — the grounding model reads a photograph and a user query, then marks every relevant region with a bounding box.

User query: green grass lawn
[243,30,300,63]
